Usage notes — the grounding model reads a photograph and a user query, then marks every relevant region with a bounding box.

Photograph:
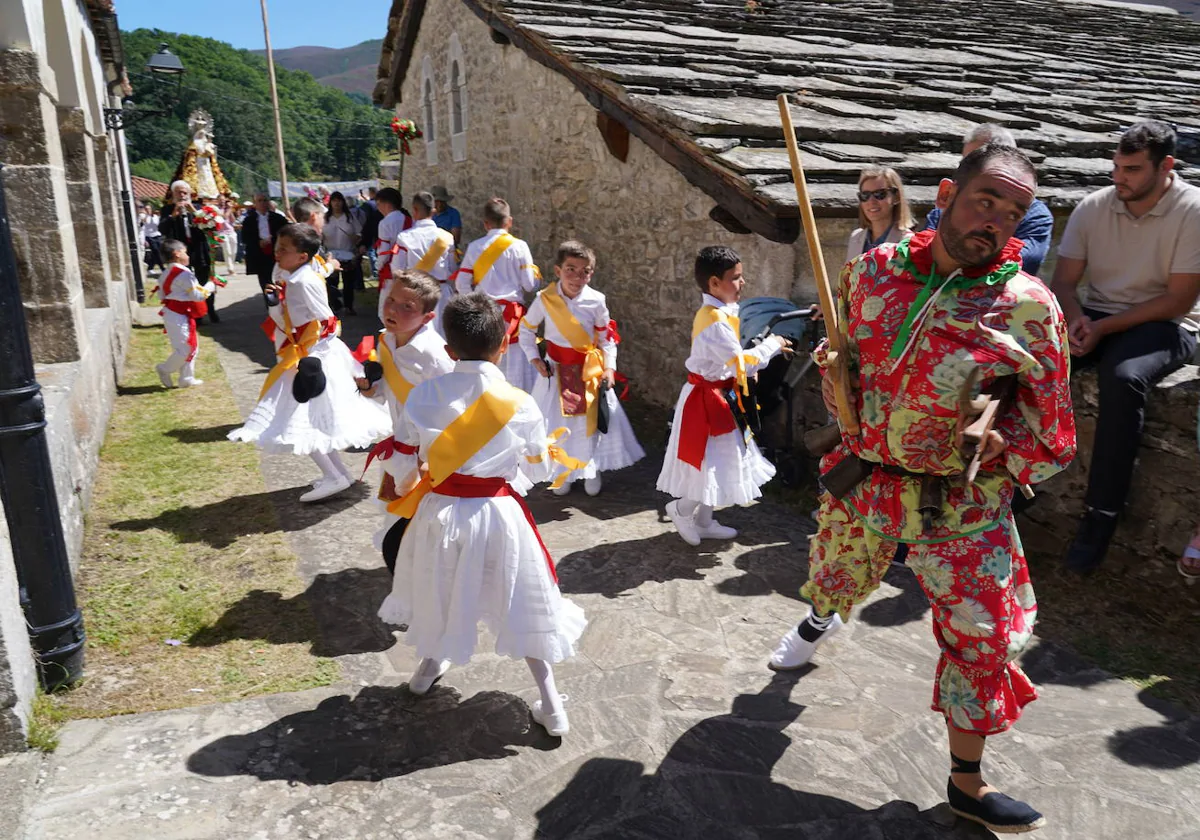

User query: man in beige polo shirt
[1052,120,1200,574]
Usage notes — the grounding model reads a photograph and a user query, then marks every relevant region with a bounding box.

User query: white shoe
[552,481,573,496]
[531,694,570,736]
[299,473,352,503]
[156,364,173,388]
[696,520,738,540]
[178,378,203,388]
[408,658,451,696]
[666,500,701,546]
[583,475,602,496]
[768,612,844,671]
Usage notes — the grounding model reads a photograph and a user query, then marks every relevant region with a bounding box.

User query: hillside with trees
[122,29,393,197]
[253,40,384,98]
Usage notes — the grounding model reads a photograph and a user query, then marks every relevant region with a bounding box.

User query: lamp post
[105,44,186,303]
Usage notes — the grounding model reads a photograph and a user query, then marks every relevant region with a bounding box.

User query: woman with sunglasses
[846,167,914,262]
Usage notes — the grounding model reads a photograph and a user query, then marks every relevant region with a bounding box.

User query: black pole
[0,163,86,689]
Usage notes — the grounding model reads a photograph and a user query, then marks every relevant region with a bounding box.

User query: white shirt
[455,228,539,301]
[519,283,618,369]
[141,215,160,239]
[323,212,362,256]
[257,212,270,241]
[394,218,458,281]
[377,210,409,251]
[686,293,784,382]
[388,361,555,488]
[159,264,208,302]
[374,322,455,441]
[268,262,332,343]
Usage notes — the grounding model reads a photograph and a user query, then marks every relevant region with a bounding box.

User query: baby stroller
[737,297,820,486]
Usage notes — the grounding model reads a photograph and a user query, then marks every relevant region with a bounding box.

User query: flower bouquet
[193,205,223,233]
[391,117,423,155]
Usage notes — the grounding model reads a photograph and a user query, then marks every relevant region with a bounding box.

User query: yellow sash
[542,283,607,437]
[377,332,415,404]
[471,232,516,285]
[414,230,454,273]
[692,305,750,400]
[257,290,321,400]
[388,381,524,517]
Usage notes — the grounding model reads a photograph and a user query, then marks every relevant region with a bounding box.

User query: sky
[115,0,388,50]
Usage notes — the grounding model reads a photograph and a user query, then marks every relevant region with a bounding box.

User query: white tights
[676,499,714,526]
[309,451,350,481]
[526,657,563,714]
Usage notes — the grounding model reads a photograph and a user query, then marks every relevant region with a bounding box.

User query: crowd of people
[146,118,1198,835]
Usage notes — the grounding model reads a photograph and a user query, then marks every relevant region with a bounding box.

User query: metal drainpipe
[0,163,87,689]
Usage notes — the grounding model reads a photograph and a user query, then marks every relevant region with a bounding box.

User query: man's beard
[940,201,1003,269]
[1115,175,1157,203]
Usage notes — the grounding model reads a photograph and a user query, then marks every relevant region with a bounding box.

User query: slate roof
[377,0,1200,242]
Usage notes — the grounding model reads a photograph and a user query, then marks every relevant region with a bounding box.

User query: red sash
[678,373,737,469]
[433,473,557,582]
[499,299,526,345]
[163,298,207,319]
[375,237,401,285]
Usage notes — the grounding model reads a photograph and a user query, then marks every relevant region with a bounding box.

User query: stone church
[0,0,139,749]
[375,1,1200,564]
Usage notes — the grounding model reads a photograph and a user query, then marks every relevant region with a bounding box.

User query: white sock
[309,451,339,481]
[526,657,562,714]
[676,499,699,518]
[695,505,714,527]
[327,450,352,479]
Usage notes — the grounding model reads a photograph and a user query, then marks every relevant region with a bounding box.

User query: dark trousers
[1073,307,1196,513]
[144,235,164,270]
[327,260,362,313]
[256,264,275,306]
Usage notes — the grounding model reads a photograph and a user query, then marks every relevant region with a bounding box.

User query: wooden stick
[260,0,292,219]
[776,94,859,435]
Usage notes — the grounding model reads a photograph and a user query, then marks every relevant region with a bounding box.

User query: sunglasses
[857,188,898,202]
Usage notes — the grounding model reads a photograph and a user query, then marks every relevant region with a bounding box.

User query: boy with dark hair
[378,291,586,737]
[391,190,457,332]
[373,187,414,296]
[520,240,644,496]
[155,238,214,389]
[657,245,791,544]
[229,223,391,503]
[455,197,541,390]
[358,269,454,573]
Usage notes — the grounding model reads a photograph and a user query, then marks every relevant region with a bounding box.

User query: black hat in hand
[362,360,384,385]
[292,356,327,403]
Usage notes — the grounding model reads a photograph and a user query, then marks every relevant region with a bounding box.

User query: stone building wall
[395,1,851,398]
[0,0,137,752]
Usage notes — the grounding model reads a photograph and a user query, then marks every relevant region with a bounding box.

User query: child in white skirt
[228,223,391,502]
[155,238,214,389]
[520,240,644,496]
[657,245,791,545]
[378,292,587,736]
[356,269,454,571]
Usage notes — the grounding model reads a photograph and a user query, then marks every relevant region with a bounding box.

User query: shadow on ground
[188,566,395,656]
[534,672,991,839]
[109,483,372,549]
[166,423,242,444]
[556,533,725,598]
[186,685,555,784]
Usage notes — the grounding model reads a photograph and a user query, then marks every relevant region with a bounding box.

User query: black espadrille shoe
[946,754,1045,834]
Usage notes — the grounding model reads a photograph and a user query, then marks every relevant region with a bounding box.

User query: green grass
[26,690,69,752]
[45,326,338,721]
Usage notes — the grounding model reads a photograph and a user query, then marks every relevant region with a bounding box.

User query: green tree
[130,157,175,183]
[122,29,393,187]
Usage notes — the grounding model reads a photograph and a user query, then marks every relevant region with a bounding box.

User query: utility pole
[260,0,291,218]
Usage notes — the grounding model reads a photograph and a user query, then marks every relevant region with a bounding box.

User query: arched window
[421,56,437,165]
[447,33,468,162]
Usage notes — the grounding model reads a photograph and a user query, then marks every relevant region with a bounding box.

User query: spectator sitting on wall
[1051,120,1200,574]
[925,123,1054,276]
[846,166,914,262]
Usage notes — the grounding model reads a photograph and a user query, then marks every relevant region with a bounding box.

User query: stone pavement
[7,275,1200,839]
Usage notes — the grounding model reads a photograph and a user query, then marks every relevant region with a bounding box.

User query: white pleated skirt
[655,380,776,507]
[228,336,392,454]
[530,373,645,480]
[378,491,587,664]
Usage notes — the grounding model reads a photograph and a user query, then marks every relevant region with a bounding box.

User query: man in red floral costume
[770,145,1076,834]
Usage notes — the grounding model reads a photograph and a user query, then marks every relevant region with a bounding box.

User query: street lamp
[103,44,186,131]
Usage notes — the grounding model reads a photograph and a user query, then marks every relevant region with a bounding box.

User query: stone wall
[396,2,851,401]
[0,498,36,753]
[1020,366,1200,564]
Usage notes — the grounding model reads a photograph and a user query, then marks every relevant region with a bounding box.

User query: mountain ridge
[252,39,383,98]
